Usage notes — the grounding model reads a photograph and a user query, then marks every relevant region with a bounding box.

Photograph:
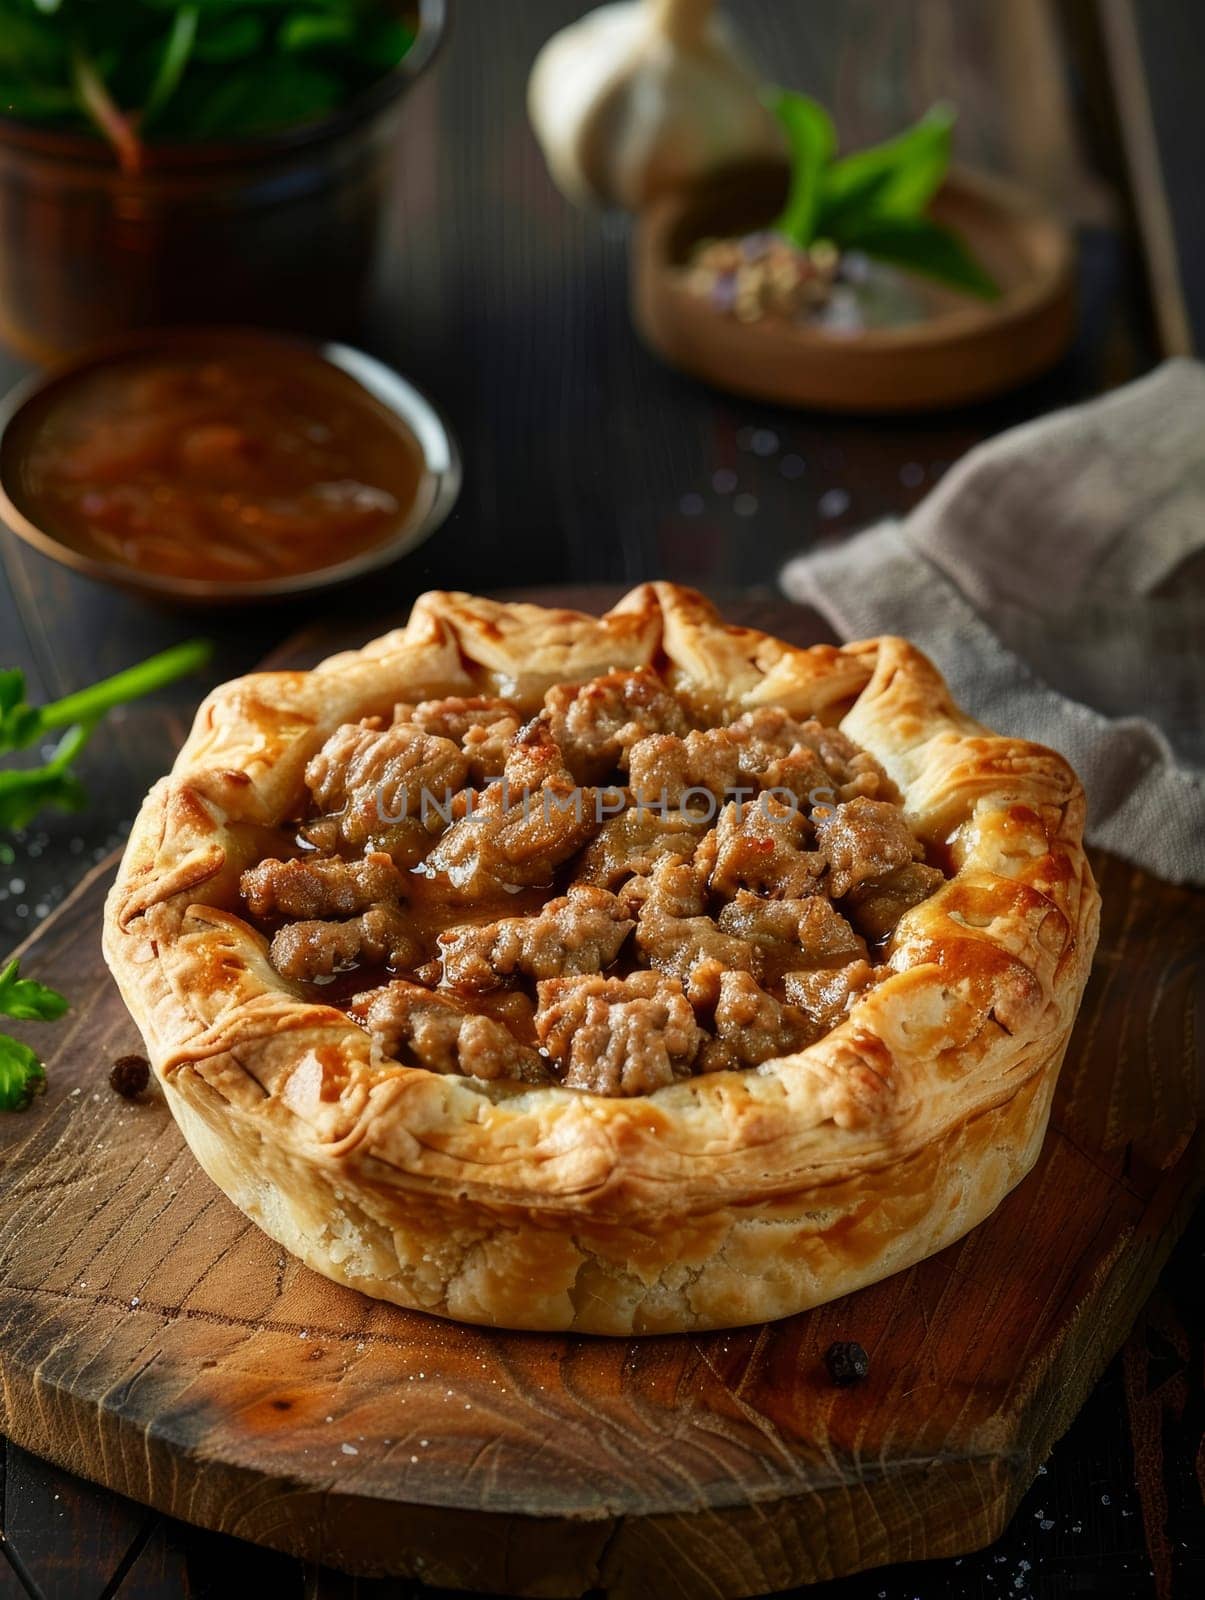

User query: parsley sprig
[0,640,210,842]
[0,639,210,1108]
[0,957,69,1021]
[0,1,416,172]
[0,958,68,1110]
[769,91,1000,300]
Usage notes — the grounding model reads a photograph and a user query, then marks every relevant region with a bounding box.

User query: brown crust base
[102,584,1099,1333]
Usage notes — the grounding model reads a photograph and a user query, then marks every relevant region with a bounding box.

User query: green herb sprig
[0,639,210,1107]
[770,91,1000,300]
[0,958,68,1110]
[0,0,416,171]
[0,958,67,1022]
[0,639,211,843]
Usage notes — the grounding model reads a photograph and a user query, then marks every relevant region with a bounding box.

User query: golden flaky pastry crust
[103,585,1099,1333]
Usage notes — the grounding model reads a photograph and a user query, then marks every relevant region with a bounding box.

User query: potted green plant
[0,0,444,360]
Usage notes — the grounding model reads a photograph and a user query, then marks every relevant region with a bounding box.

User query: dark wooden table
[0,3,1201,1597]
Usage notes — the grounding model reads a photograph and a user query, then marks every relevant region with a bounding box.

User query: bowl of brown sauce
[0,327,460,602]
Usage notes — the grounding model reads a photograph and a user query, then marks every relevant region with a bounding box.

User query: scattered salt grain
[818,488,850,519]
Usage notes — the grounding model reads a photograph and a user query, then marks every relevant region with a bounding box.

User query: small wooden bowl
[632,163,1076,412]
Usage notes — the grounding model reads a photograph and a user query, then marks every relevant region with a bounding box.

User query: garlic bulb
[528,0,784,211]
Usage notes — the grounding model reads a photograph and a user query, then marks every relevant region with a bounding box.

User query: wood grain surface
[0,598,1201,1598]
[0,3,1197,1593]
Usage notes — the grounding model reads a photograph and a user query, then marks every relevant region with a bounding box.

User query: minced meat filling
[535,971,703,1095]
[437,885,633,992]
[236,675,946,1095]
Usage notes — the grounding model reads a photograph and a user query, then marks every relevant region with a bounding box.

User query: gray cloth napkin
[782,359,1205,886]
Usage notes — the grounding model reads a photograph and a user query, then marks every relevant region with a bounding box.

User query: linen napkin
[781,359,1205,886]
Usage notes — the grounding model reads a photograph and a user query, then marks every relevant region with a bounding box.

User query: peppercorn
[824,1340,869,1386]
[109,1054,150,1100]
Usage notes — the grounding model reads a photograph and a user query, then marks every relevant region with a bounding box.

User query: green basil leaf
[815,163,906,239]
[143,5,200,123]
[828,213,1001,299]
[769,89,836,250]
[820,103,955,226]
[353,18,416,71]
[0,8,65,78]
[180,58,343,136]
[0,0,416,143]
[192,14,266,64]
[279,12,357,55]
[0,81,79,118]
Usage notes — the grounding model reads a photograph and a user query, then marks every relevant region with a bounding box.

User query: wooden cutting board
[0,599,1202,1598]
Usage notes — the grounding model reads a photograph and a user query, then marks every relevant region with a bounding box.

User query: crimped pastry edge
[102,583,1099,1333]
